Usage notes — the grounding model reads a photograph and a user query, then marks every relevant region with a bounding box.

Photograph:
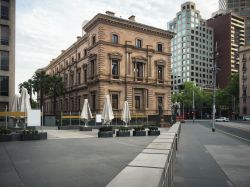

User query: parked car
[215,117,230,122]
[243,116,250,121]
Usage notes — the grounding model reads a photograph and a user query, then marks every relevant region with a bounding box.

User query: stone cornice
[83,13,175,39]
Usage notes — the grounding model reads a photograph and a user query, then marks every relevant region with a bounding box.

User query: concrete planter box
[133,131,146,136]
[11,133,22,141]
[0,133,22,142]
[148,130,160,136]
[116,131,130,137]
[98,131,113,138]
[79,126,92,131]
[21,132,47,141]
[0,134,12,142]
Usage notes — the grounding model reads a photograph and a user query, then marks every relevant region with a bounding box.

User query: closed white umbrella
[20,87,31,117]
[80,99,93,127]
[11,94,20,112]
[102,95,114,125]
[121,101,131,127]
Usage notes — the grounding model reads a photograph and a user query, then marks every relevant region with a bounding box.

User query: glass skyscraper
[168,2,214,92]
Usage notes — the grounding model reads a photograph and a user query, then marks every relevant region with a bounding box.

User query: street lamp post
[212,43,220,132]
[192,82,195,123]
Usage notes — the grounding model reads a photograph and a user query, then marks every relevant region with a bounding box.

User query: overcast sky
[15,0,218,92]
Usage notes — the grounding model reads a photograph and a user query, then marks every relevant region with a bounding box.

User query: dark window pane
[1,5,9,20]
[92,35,96,45]
[112,34,118,44]
[135,96,141,110]
[157,44,162,52]
[136,62,143,81]
[158,66,163,83]
[111,94,118,109]
[0,50,9,71]
[0,76,9,96]
[136,39,142,48]
[112,59,119,78]
[1,25,9,45]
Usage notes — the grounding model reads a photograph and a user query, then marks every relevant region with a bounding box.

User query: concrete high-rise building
[239,46,250,116]
[219,0,250,45]
[0,0,15,111]
[168,2,214,92]
[207,11,245,88]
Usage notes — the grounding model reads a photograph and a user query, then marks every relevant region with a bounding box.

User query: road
[197,120,250,143]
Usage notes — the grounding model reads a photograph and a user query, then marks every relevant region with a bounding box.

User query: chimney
[128,15,135,21]
[77,36,81,41]
[105,11,115,16]
[61,50,65,53]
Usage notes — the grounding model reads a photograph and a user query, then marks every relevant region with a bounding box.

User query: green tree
[48,75,65,115]
[32,71,50,110]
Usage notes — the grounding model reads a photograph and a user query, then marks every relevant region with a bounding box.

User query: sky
[15,0,218,92]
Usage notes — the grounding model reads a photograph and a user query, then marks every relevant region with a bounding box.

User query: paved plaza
[0,130,155,187]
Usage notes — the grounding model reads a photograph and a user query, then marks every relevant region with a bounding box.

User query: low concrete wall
[107,122,181,187]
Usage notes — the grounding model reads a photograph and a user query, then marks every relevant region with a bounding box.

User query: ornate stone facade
[42,12,174,118]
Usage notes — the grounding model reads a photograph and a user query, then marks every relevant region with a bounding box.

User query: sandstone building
[42,12,174,119]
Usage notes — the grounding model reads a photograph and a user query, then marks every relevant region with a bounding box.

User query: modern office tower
[0,0,15,111]
[39,11,174,119]
[168,2,214,92]
[219,0,250,45]
[239,46,250,115]
[207,11,245,88]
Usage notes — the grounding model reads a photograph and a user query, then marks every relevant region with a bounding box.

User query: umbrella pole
[5,105,7,129]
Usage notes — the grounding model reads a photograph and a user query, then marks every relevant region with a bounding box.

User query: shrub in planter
[98,126,113,138]
[0,128,12,142]
[21,130,47,141]
[133,126,146,136]
[148,126,160,136]
[116,127,130,137]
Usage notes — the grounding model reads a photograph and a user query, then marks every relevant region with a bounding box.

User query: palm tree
[32,71,50,111]
[48,75,65,115]
[19,79,33,104]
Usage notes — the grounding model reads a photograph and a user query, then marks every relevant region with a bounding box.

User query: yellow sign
[62,116,80,119]
[0,112,26,117]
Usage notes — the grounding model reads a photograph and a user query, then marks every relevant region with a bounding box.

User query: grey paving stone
[128,153,168,169]
[146,142,172,150]
[153,138,174,143]
[107,166,164,187]
[142,148,170,155]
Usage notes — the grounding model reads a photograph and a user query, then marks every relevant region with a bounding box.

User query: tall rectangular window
[1,4,9,20]
[135,96,141,110]
[136,39,142,48]
[77,70,81,85]
[136,62,143,81]
[91,93,96,111]
[0,50,9,71]
[0,76,9,96]
[0,25,9,45]
[112,34,118,44]
[158,66,164,83]
[111,93,119,110]
[90,60,95,80]
[92,35,96,45]
[157,43,163,52]
[84,68,87,83]
[112,59,119,79]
